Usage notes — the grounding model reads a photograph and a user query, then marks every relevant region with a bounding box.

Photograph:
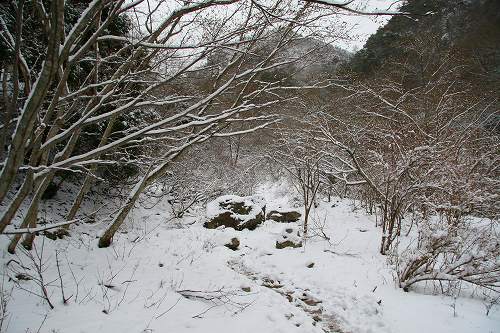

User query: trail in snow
[0,186,498,333]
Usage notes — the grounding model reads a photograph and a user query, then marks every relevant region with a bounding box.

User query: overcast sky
[131,0,400,53]
[333,0,399,51]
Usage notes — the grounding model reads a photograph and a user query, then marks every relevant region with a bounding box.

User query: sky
[333,0,400,51]
[128,0,400,53]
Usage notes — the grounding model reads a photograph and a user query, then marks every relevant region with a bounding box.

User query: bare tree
[271,128,324,241]
[305,27,499,296]
[2,0,397,250]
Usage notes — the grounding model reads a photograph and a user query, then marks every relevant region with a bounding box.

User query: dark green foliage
[1,0,141,195]
[350,0,450,73]
[350,0,500,80]
[72,110,142,184]
[0,0,133,90]
[41,181,58,200]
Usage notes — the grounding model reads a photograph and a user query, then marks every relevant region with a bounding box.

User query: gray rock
[267,210,301,223]
[276,239,302,249]
[225,237,240,251]
[204,195,266,231]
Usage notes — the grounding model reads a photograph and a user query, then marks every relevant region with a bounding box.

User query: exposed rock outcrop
[267,209,301,223]
[204,195,266,231]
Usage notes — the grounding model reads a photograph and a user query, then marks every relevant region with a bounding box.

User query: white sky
[333,0,399,51]
[128,0,399,53]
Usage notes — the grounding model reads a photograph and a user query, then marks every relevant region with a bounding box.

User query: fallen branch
[1,219,81,235]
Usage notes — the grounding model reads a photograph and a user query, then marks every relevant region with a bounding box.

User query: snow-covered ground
[1,183,499,333]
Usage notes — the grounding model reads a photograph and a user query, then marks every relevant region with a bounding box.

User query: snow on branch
[1,219,81,235]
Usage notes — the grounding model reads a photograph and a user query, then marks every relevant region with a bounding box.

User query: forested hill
[350,0,500,90]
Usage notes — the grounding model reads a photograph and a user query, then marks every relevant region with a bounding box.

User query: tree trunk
[8,175,50,252]
[0,171,33,233]
[98,169,150,248]
[0,0,64,204]
[0,128,44,233]
[97,135,202,248]
[8,127,82,252]
[66,115,118,224]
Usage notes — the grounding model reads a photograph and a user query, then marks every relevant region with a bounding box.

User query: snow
[206,194,266,223]
[314,0,353,5]
[2,219,79,234]
[277,226,302,245]
[0,184,498,333]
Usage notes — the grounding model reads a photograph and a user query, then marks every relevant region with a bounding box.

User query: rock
[225,237,240,251]
[204,195,266,231]
[276,226,302,249]
[204,211,241,229]
[306,262,315,268]
[267,209,301,223]
[276,240,302,249]
[43,231,58,240]
[262,277,283,288]
[300,295,322,306]
[41,227,70,240]
[54,228,70,239]
[15,273,32,281]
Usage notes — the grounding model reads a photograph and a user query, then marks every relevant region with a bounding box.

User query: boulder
[204,195,266,231]
[43,228,70,241]
[276,226,302,249]
[276,240,302,249]
[267,209,301,223]
[225,237,240,251]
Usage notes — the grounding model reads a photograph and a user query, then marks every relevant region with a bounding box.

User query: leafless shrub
[0,273,13,333]
[397,221,500,293]
[6,239,55,309]
[482,291,500,316]
[96,260,138,314]
[202,239,217,253]
[177,288,253,318]
[309,212,332,245]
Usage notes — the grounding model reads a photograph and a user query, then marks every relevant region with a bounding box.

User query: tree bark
[0,0,64,204]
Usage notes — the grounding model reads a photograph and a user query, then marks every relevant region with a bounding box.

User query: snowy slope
[0,187,498,333]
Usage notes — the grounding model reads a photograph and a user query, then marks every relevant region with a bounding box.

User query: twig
[55,250,72,304]
[36,314,48,333]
